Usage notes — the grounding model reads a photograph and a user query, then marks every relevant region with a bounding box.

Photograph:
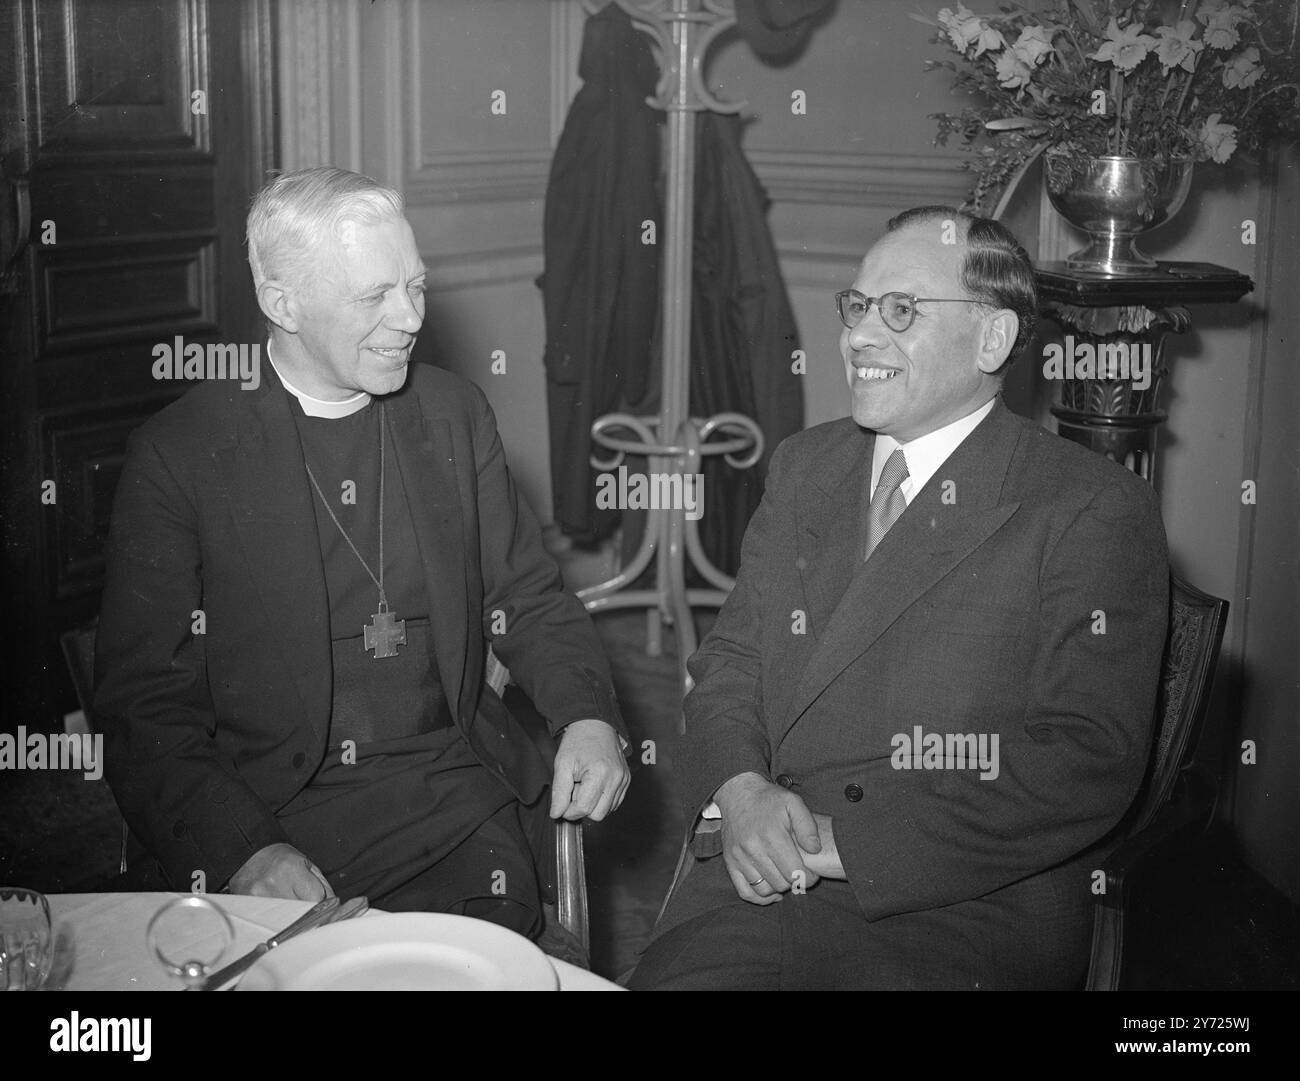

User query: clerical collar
[266,342,371,419]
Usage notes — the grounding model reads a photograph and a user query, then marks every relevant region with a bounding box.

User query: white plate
[237,913,559,991]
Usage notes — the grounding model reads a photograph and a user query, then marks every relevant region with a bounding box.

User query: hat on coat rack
[733,0,833,61]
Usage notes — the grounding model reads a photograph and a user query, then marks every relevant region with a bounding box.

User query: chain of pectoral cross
[302,402,406,658]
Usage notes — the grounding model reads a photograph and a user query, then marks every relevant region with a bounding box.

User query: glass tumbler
[0,888,53,991]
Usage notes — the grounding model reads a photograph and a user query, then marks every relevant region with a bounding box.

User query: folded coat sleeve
[466,381,628,746]
[679,441,791,813]
[94,431,288,890]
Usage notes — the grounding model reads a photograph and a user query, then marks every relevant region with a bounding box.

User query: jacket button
[172,821,186,838]
[292,752,306,768]
[776,773,794,788]
[844,784,864,802]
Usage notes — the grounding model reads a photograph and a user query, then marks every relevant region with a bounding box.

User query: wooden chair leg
[555,819,588,952]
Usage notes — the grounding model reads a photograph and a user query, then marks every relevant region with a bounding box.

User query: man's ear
[976,309,1018,374]
[256,279,301,334]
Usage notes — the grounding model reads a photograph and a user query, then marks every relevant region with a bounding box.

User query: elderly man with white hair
[95,167,629,941]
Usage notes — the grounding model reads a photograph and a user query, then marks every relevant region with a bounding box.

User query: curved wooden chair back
[1085,574,1229,991]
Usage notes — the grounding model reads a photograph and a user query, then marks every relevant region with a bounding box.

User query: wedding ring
[748,875,765,886]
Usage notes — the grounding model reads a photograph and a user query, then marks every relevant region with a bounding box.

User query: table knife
[199,895,340,990]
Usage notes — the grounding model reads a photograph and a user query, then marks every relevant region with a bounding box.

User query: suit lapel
[220,380,332,742]
[796,424,874,638]
[385,388,472,724]
[779,401,1025,739]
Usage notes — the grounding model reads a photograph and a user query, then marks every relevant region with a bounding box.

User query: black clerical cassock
[280,392,541,933]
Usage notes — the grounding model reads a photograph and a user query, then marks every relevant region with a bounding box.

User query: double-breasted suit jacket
[660,400,1169,987]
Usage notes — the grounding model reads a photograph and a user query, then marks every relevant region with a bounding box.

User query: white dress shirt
[869,396,998,504]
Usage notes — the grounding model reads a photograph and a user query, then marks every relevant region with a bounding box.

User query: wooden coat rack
[575,0,764,726]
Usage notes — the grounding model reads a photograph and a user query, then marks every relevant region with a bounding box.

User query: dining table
[42,893,623,991]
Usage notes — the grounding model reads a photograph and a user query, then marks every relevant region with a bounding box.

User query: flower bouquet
[916,0,1300,214]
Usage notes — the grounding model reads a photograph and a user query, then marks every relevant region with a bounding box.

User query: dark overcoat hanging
[539,3,661,544]
[689,113,804,574]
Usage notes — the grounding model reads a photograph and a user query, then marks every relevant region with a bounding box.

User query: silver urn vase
[1045,154,1195,275]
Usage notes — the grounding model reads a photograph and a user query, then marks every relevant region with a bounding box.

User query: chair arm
[1095,796,1215,912]
[1085,797,1215,990]
[555,819,587,949]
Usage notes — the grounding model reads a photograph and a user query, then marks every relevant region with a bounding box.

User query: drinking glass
[0,887,53,991]
[146,895,235,990]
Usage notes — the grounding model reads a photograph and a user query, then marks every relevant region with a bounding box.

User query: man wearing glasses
[630,206,1169,990]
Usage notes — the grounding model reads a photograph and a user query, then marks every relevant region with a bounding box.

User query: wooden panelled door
[0,0,277,726]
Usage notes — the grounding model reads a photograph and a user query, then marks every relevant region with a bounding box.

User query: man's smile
[852,363,902,382]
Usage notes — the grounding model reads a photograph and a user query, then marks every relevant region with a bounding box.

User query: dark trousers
[629,862,1092,991]
[120,799,546,943]
[374,801,542,941]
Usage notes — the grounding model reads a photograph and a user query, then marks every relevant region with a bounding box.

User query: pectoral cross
[364,605,406,659]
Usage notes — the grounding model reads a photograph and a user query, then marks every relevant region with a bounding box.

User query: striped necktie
[864,448,909,561]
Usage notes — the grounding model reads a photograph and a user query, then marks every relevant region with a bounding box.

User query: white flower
[1222,46,1263,88]
[972,24,1006,56]
[1198,113,1239,162]
[1202,7,1246,50]
[996,50,1033,89]
[1011,26,1054,68]
[937,4,1004,55]
[937,5,976,50]
[1090,18,1158,74]
[1154,21,1204,73]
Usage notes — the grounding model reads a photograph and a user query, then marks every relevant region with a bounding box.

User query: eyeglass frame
[833,289,983,333]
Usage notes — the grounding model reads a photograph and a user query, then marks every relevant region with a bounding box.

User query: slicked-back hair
[886,206,1038,370]
[246,166,405,294]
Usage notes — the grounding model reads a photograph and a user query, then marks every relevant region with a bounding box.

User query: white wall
[1230,146,1300,901]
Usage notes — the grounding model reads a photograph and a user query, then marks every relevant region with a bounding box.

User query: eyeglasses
[834,289,977,333]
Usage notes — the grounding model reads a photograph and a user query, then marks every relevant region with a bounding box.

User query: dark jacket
[657,401,1169,987]
[94,362,625,889]
[540,1,660,543]
[689,113,804,573]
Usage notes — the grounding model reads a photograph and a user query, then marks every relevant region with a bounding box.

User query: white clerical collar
[265,341,371,419]
[871,396,998,503]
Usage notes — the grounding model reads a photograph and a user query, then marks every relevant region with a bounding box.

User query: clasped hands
[714,771,846,905]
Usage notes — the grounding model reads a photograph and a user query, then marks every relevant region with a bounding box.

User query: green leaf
[984,116,1050,132]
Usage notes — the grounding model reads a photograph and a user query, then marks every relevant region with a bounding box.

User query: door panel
[0,0,276,727]
[33,0,205,156]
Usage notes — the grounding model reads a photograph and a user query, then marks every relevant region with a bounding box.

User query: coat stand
[577,0,764,728]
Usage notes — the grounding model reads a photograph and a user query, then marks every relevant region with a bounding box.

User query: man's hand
[549,719,630,822]
[227,843,335,900]
[714,772,822,905]
[798,813,847,880]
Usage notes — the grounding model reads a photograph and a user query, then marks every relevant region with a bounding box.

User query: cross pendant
[363,607,406,659]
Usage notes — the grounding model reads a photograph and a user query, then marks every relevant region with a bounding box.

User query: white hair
[246,167,405,293]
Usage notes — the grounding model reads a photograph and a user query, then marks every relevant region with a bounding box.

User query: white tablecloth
[44,893,621,991]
